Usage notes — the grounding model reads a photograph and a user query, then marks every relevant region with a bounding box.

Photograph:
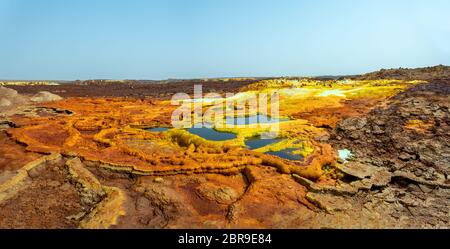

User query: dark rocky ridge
[327,80,450,227]
[354,65,450,81]
[331,80,450,178]
[8,79,260,99]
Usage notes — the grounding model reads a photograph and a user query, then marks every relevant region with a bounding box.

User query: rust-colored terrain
[1,67,449,228]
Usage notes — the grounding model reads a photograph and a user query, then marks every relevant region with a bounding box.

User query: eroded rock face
[332,80,450,179]
[0,155,92,228]
[329,80,450,227]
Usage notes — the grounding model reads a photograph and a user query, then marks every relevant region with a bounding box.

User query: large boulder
[0,86,28,111]
[0,86,19,98]
[0,98,12,107]
[30,91,63,102]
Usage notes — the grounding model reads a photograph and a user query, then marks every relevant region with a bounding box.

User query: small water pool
[187,127,237,141]
[147,127,169,132]
[338,149,352,161]
[225,114,289,126]
[266,148,303,161]
[245,137,282,150]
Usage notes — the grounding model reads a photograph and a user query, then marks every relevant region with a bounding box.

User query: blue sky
[0,0,449,80]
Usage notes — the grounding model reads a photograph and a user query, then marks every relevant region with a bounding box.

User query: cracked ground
[0,74,449,228]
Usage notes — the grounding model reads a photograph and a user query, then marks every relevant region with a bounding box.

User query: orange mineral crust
[0,132,41,172]
[6,97,337,180]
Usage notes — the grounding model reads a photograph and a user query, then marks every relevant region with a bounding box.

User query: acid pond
[146,126,303,161]
[225,114,289,126]
[147,127,169,132]
[145,126,237,141]
[245,137,282,150]
[187,127,237,141]
[338,149,353,162]
[266,148,303,161]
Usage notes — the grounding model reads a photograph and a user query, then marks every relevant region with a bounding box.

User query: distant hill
[353,65,450,81]
[72,78,266,86]
[3,66,449,85]
[0,81,60,86]
[73,79,140,86]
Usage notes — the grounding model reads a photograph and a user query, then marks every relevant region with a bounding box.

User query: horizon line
[1,64,447,82]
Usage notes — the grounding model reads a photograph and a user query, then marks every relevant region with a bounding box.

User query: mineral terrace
[0,66,449,228]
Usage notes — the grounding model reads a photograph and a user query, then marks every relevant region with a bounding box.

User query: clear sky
[0,0,449,80]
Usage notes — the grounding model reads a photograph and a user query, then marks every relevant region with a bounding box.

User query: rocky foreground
[0,70,449,228]
[329,80,450,227]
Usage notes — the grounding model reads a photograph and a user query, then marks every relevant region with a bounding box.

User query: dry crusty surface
[0,77,449,228]
[0,158,91,228]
